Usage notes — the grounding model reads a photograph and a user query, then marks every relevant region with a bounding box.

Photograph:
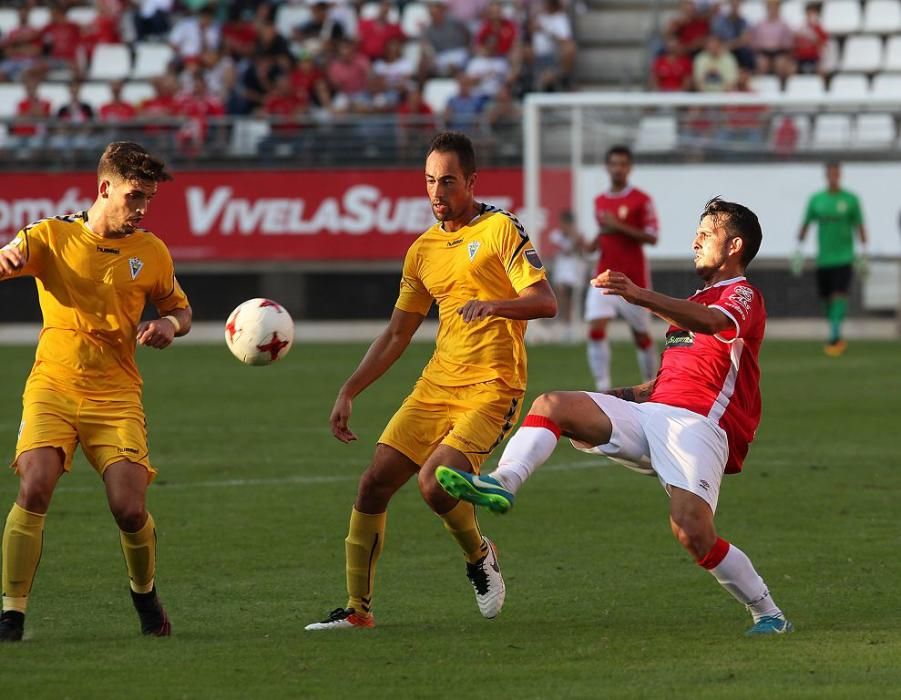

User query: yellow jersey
[395,204,547,391]
[2,211,189,399]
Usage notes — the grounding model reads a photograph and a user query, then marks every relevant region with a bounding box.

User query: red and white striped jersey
[649,277,765,473]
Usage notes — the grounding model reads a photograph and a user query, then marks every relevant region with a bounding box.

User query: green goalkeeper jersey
[802,189,863,268]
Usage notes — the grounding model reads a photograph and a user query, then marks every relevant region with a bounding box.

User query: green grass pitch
[0,340,899,699]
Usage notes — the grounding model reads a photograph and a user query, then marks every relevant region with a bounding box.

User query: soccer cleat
[466,537,506,619]
[746,615,793,636]
[130,587,172,637]
[304,607,374,631]
[0,611,25,642]
[824,340,847,357]
[435,466,514,514]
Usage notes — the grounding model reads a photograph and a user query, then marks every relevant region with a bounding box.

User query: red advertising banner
[0,169,570,261]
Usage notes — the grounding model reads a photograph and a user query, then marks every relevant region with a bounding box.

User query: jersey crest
[468,241,481,261]
[128,256,144,280]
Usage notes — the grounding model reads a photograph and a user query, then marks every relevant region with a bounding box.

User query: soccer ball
[225,298,295,366]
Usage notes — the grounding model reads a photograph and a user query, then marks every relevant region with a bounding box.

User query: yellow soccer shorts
[13,385,156,479]
[379,376,524,472]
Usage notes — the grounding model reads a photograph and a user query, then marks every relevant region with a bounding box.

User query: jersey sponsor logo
[665,330,694,348]
[726,285,754,321]
[96,245,120,255]
[128,256,144,280]
[468,241,481,261]
[524,248,543,270]
[117,446,140,455]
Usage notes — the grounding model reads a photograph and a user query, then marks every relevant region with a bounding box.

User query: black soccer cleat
[130,587,172,637]
[0,610,25,642]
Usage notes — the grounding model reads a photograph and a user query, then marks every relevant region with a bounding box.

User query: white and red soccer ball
[225,298,294,366]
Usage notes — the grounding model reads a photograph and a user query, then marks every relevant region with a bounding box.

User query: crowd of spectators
[652,0,830,93]
[0,0,580,158]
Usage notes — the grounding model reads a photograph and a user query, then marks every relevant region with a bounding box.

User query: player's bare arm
[592,269,732,335]
[604,378,656,403]
[330,307,426,443]
[136,306,192,349]
[457,279,557,323]
[0,246,25,278]
[600,211,657,245]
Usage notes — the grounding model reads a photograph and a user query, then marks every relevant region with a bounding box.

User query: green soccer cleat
[435,466,514,514]
[746,615,793,636]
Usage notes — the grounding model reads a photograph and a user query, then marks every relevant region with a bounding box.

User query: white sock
[636,344,658,382]
[587,338,611,391]
[708,542,782,622]
[491,418,561,494]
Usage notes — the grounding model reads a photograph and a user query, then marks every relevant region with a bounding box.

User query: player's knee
[669,514,716,559]
[357,468,395,509]
[416,470,444,507]
[530,391,567,420]
[109,500,147,532]
[16,479,54,514]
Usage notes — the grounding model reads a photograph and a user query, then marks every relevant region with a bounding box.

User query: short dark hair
[605,144,633,162]
[701,196,762,267]
[97,141,172,183]
[825,159,841,169]
[427,131,476,177]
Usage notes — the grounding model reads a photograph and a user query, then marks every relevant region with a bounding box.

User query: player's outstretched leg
[435,467,515,514]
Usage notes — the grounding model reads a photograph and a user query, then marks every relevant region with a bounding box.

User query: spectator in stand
[169,6,221,64]
[99,79,138,121]
[254,18,293,72]
[13,73,52,138]
[531,0,577,90]
[665,0,711,57]
[0,5,44,81]
[711,0,756,70]
[57,80,94,122]
[719,67,768,146]
[261,72,309,133]
[465,34,511,97]
[444,74,489,133]
[422,0,471,77]
[290,51,332,107]
[651,36,694,91]
[220,6,258,62]
[241,53,282,114]
[41,2,83,76]
[174,71,226,153]
[134,0,174,41]
[298,0,349,54]
[750,0,795,79]
[448,0,491,31]
[52,80,95,151]
[196,47,234,98]
[327,38,371,99]
[485,82,522,156]
[373,37,416,93]
[794,3,828,75]
[476,2,518,58]
[142,74,179,121]
[396,85,435,159]
[693,34,739,92]
[357,0,406,62]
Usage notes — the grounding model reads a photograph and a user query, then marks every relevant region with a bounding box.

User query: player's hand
[457,299,497,322]
[591,269,642,304]
[0,246,25,277]
[790,249,804,278]
[136,318,176,349]
[599,211,620,232]
[854,254,869,279]
[329,392,357,443]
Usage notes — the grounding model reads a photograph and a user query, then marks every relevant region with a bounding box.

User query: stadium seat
[739,1,765,25]
[862,0,901,33]
[828,73,869,99]
[634,115,678,153]
[820,38,841,73]
[784,74,825,99]
[80,82,113,112]
[132,43,175,80]
[121,81,155,105]
[275,3,312,38]
[27,6,50,28]
[403,40,423,70]
[360,2,400,23]
[840,35,884,72]
[230,118,272,156]
[883,35,901,70]
[36,83,70,112]
[0,122,8,148]
[88,43,132,81]
[67,6,98,25]
[811,113,852,149]
[0,8,18,35]
[780,1,805,28]
[821,0,862,34]
[871,72,901,97]
[853,113,896,147]
[0,83,26,118]
[749,74,781,95]
[423,78,459,113]
[401,2,430,38]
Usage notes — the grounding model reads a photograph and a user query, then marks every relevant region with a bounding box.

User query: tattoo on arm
[605,379,655,403]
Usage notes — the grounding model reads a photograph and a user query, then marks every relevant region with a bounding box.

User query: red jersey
[41,20,82,60]
[593,185,658,287]
[653,54,692,91]
[357,19,405,60]
[476,19,517,55]
[649,277,766,474]
[100,101,138,121]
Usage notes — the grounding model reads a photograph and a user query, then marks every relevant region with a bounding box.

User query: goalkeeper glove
[854,252,869,279]
[790,249,804,277]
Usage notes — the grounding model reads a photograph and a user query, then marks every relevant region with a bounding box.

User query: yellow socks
[345,508,386,618]
[440,501,487,564]
[2,503,46,614]
[120,512,156,594]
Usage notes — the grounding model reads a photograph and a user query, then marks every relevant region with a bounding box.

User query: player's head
[604,145,632,188]
[825,160,841,189]
[693,197,762,279]
[425,131,477,223]
[96,141,172,235]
